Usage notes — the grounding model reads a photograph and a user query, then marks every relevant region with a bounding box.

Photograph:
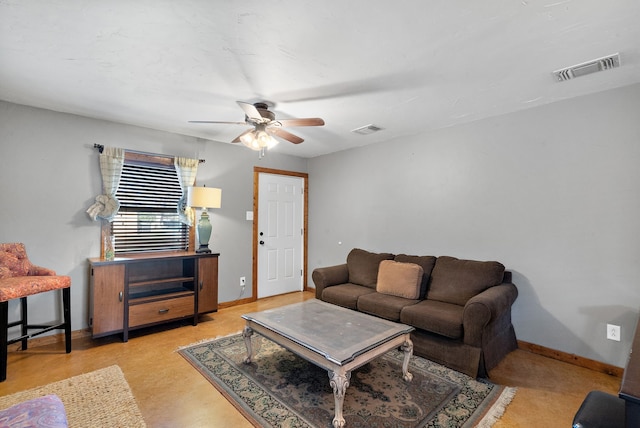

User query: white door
[257,173,304,298]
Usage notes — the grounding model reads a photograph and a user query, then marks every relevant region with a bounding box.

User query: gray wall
[0,101,306,333]
[2,83,639,369]
[307,83,640,368]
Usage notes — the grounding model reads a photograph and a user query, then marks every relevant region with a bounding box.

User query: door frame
[252,167,309,301]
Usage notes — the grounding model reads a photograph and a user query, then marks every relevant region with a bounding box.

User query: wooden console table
[89,251,219,341]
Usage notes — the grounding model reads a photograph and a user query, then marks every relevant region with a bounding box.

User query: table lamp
[187,186,222,253]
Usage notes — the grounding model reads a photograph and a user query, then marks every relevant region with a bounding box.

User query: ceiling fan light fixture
[240,129,278,151]
[190,101,322,156]
[257,130,278,149]
[240,131,258,149]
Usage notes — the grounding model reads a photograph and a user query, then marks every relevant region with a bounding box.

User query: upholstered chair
[0,243,71,381]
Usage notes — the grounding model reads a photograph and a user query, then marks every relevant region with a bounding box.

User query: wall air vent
[553,53,620,82]
[351,124,384,135]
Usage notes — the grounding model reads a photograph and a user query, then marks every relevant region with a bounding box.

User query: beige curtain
[175,157,199,226]
[86,147,125,222]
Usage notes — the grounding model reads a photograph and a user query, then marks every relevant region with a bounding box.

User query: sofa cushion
[346,248,395,288]
[400,299,464,339]
[321,283,376,310]
[357,292,419,322]
[394,254,437,299]
[427,256,505,306]
[376,260,424,299]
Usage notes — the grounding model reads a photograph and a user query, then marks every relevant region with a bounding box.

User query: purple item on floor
[0,394,68,428]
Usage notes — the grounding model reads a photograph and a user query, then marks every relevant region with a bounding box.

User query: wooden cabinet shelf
[129,289,193,303]
[129,277,195,288]
[89,251,219,341]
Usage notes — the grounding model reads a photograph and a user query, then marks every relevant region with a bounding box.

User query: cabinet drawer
[129,296,194,327]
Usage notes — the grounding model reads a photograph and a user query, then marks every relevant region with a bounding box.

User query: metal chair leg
[1,301,8,382]
[1,288,72,381]
[63,288,71,353]
[20,297,28,350]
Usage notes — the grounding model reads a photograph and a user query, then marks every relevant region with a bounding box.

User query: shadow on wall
[578,306,638,339]
[511,270,639,370]
[578,305,639,362]
[509,271,603,378]
[71,196,101,228]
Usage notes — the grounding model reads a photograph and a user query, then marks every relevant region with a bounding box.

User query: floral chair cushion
[0,250,30,278]
[0,243,56,278]
[0,243,69,302]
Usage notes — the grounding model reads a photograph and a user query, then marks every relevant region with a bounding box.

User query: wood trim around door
[252,167,309,302]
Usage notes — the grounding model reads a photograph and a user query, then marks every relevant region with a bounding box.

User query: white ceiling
[2,1,639,158]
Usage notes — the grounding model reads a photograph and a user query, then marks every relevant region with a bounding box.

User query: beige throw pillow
[376,260,424,299]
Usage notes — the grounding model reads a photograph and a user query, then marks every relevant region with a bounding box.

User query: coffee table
[241,299,414,428]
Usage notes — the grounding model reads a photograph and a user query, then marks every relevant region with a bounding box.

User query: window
[108,153,190,254]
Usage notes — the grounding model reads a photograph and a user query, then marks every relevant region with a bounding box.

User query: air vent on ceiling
[553,53,620,82]
[351,124,384,135]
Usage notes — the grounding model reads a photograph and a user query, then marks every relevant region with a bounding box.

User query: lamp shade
[187,186,222,209]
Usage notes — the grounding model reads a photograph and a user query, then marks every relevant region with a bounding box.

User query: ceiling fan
[189,101,325,155]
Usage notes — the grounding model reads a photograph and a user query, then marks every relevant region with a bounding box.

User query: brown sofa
[312,248,518,378]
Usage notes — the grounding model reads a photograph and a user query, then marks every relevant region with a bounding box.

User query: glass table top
[242,299,414,365]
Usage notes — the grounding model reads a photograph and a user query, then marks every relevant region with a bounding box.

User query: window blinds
[111,161,189,253]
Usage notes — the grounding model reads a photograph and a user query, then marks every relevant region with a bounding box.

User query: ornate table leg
[328,369,351,428]
[242,325,254,364]
[401,336,414,381]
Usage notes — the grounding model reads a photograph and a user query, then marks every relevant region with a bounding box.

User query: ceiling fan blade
[231,129,253,143]
[188,120,247,125]
[268,128,304,144]
[275,118,325,127]
[237,101,262,121]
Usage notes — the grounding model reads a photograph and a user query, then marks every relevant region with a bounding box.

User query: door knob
[259,240,265,245]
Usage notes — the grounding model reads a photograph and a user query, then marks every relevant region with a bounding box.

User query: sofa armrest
[462,282,518,347]
[312,264,349,299]
[29,264,56,276]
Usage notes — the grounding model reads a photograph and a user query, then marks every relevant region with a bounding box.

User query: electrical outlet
[240,276,246,287]
[607,324,621,341]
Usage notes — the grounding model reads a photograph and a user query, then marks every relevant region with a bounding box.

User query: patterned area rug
[179,333,515,427]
